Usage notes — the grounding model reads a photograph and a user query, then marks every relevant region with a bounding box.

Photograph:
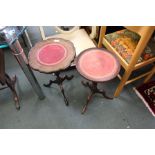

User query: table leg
[44,72,74,106]
[0,48,5,84]
[81,91,94,114]
[5,74,20,110]
[81,81,113,114]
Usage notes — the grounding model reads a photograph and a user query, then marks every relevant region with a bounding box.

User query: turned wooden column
[0,48,5,84]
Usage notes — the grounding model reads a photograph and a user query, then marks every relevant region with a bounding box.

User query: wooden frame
[98,26,155,97]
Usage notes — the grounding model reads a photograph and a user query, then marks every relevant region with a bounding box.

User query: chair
[39,26,97,58]
[98,26,155,97]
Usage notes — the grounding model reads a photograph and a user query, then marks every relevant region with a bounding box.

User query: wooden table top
[29,38,76,73]
[76,48,120,82]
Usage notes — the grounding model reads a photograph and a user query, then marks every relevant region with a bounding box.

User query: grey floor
[0,26,155,129]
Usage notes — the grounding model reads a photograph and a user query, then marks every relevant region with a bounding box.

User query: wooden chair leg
[144,66,155,83]
[114,70,132,97]
[98,26,106,48]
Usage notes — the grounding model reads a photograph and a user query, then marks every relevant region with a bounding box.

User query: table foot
[0,86,8,90]
[59,83,69,106]
[5,74,20,110]
[81,92,94,114]
[97,90,113,99]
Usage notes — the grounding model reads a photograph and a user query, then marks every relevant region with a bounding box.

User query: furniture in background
[76,48,120,114]
[39,26,97,61]
[0,48,20,109]
[0,26,45,100]
[98,26,155,97]
[28,38,75,106]
[134,80,155,117]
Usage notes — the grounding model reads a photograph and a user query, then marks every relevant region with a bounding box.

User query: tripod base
[81,81,113,114]
[44,72,74,106]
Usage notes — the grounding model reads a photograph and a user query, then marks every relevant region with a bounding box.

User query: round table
[29,38,76,106]
[76,48,120,114]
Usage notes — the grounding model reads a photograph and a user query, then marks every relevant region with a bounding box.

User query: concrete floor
[0,26,155,129]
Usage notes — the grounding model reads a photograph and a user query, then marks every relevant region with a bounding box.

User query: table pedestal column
[44,72,74,106]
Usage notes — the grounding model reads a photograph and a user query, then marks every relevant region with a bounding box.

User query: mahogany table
[29,38,76,106]
[0,26,45,100]
[76,48,120,114]
[0,48,20,109]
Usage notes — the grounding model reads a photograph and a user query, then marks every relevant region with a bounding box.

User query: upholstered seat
[105,29,155,64]
[98,26,155,97]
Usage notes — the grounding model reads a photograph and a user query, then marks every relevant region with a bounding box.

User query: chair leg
[114,70,132,97]
[144,66,155,83]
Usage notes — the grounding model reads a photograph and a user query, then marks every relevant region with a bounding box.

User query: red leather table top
[76,48,120,82]
[37,44,67,66]
[29,38,75,73]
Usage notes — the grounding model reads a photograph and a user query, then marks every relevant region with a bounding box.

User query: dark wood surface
[81,81,113,114]
[0,48,5,84]
[44,72,74,106]
[0,48,20,109]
